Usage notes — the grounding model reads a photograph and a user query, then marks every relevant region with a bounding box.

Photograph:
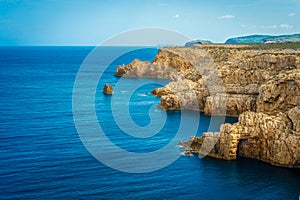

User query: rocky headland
[115,43,300,168]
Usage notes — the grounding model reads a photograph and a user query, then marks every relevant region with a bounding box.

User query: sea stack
[103,84,114,95]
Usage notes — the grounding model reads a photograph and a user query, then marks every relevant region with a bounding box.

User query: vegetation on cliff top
[225,33,300,44]
[244,42,300,50]
[202,42,300,50]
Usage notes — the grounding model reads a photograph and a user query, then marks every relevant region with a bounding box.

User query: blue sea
[0,46,299,199]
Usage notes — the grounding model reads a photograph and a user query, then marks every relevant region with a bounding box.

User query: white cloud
[279,24,293,29]
[288,13,295,17]
[260,24,277,29]
[241,23,293,30]
[173,14,180,19]
[241,24,257,29]
[159,2,168,6]
[218,15,235,19]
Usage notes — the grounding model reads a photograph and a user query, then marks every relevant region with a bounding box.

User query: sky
[0,0,299,45]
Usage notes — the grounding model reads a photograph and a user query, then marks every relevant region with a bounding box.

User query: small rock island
[103,84,114,95]
[115,43,300,168]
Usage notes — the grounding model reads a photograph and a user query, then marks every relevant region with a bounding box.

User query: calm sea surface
[0,46,299,199]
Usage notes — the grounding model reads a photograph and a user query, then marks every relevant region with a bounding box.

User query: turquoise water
[0,46,299,199]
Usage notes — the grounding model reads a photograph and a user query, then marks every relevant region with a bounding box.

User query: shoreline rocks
[103,84,114,95]
[115,44,300,168]
[180,109,300,168]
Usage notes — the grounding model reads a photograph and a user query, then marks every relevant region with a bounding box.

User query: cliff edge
[115,43,300,168]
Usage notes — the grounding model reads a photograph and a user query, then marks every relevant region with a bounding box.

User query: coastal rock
[116,46,300,116]
[116,44,300,167]
[159,94,180,110]
[151,87,173,97]
[181,110,300,168]
[115,59,151,77]
[158,79,201,111]
[180,46,300,167]
[257,69,300,114]
[103,84,113,95]
[204,94,256,116]
[232,111,300,168]
[115,48,203,80]
[288,106,300,134]
[180,151,193,156]
[151,48,194,73]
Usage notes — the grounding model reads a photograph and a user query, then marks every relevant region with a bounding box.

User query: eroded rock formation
[180,109,300,168]
[257,69,300,114]
[103,84,114,95]
[115,44,300,167]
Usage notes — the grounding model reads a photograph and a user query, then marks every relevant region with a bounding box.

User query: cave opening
[237,138,248,158]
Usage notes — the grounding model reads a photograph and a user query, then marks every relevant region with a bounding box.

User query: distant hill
[184,40,212,46]
[225,33,300,44]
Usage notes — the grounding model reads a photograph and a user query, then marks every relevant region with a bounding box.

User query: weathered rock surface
[180,109,300,168]
[151,87,173,97]
[257,69,300,114]
[288,106,300,135]
[116,46,300,116]
[116,44,300,167]
[103,84,114,95]
[115,59,151,77]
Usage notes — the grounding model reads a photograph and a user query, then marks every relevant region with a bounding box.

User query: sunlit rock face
[116,44,300,167]
[103,84,114,95]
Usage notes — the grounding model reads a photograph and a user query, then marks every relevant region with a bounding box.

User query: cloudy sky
[0,0,299,45]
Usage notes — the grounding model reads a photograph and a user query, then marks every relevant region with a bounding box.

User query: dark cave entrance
[294,160,300,168]
[237,138,248,157]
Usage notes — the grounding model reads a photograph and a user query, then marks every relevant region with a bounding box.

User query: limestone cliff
[180,109,300,168]
[115,43,300,168]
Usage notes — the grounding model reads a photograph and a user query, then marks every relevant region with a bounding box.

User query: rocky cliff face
[257,69,300,114]
[180,109,300,168]
[115,44,300,168]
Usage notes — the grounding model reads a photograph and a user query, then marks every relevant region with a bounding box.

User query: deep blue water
[0,46,299,199]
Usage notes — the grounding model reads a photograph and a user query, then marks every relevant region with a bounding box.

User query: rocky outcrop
[179,124,240,161]
[115,59,151,77]
[151,87,173,97]
[115,48,203,81]
[115,44,300,167]
[257,69,300,114]
[116,46,300,116]
[288,106,300,135]
[103,84,114,95]
[180,109,300,168]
